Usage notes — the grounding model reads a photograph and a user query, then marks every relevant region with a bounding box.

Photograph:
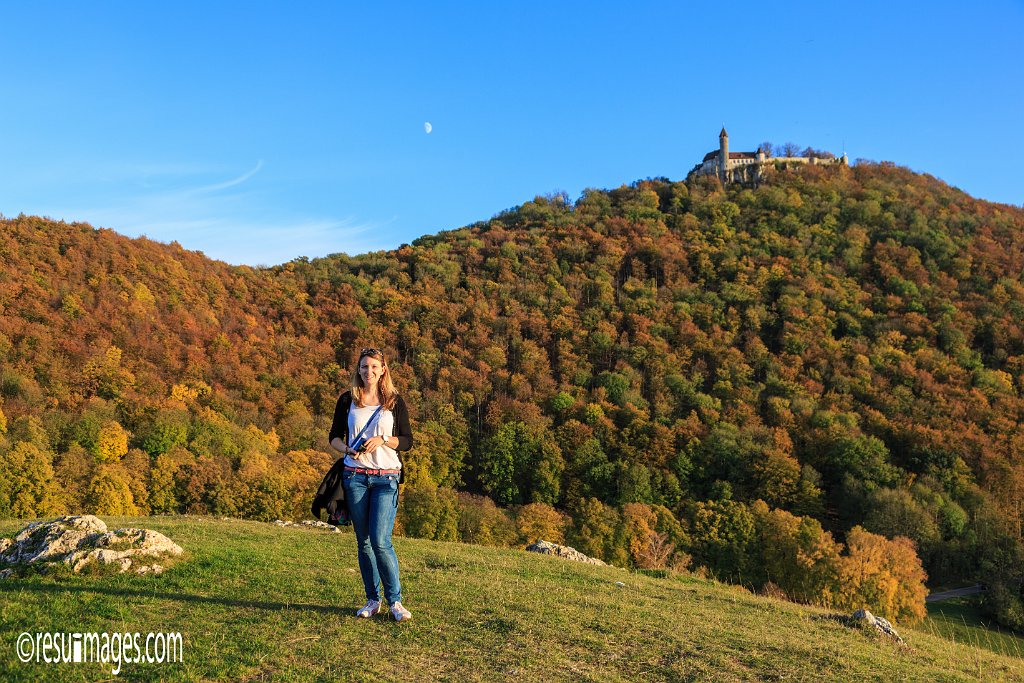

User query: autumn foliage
[2,160,1024,624]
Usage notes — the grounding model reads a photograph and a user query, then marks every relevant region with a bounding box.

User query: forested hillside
[2,161,1023,626]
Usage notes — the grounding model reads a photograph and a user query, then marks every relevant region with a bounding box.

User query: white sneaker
[356,600,381,618]
[390,601,412,622]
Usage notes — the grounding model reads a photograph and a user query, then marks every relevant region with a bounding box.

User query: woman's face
[359,356,385,388]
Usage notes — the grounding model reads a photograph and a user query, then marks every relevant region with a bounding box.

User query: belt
[344,466,401,476]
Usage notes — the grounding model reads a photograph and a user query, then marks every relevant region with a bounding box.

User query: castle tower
[719,127,729,181]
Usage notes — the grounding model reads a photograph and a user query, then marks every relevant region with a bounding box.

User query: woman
[329,347,414,622]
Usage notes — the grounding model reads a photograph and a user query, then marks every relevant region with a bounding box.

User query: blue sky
[2,1,1021,266]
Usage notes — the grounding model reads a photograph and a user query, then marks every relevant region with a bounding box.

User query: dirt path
[925,584,984,603]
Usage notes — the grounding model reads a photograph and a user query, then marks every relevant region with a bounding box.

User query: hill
[1,515,1023,682]
[2,161,1024,628]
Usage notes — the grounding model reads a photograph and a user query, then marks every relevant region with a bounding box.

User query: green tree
[406,405,469,489]
[566,497,628,566]
[149,446,193,514]
[138,408,189,456]
[455,492,516,546]
[85,465,139,516]
[52,444,93,514]
[564,436,616,502]
[479,421,563,506]
[750,500,842,604]
[862,487,940,549]
[399,485,460,542]
[619,463,655,504]
[8,415,51,452]
[685,499,757,583]
[276,400,317,452]
[0,441,58,518]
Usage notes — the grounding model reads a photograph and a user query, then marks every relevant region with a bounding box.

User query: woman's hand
[330,437,351,456]
[363,436,387,452]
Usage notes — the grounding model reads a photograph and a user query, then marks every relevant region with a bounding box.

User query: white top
[343,403,401,470]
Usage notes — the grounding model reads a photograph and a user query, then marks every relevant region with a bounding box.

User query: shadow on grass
[0,582,349,616]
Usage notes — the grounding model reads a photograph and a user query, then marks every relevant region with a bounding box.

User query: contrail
[196,160,265,193]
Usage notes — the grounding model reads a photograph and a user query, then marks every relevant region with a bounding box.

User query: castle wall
[690,150,846,183]
[687,133,846,184]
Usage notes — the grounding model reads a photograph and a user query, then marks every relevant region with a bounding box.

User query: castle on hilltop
[688,128,848,185]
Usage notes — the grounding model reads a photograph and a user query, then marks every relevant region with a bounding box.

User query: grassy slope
[0,516,1022,682]
[925,598,1024,660]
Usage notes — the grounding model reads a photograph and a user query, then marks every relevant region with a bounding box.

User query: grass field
[1,515,1023,681]
[922,597,1024,660]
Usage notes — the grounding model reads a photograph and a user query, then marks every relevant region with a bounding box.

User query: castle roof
[720,127,728,138]
[702,150,760,162]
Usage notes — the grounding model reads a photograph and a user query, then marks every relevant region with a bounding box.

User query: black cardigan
[328,391,414,483]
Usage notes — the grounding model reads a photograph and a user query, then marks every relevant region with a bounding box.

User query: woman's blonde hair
[350,347,398,410]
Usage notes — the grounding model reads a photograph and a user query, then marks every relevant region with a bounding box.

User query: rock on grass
[0,515,183,577]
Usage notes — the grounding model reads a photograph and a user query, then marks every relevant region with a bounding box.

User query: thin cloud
[26,160,390,265]
[193,160,265,194]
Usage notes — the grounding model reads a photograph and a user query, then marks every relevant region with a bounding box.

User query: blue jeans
[343,471,402,604]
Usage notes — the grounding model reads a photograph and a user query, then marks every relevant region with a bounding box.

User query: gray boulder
[2,515,108,565]
[850,608,905,646]
[65,528,184,573]
[0,516,183,577]
[525,540,607,566]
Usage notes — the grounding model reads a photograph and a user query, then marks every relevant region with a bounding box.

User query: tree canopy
[2,160,1023,624]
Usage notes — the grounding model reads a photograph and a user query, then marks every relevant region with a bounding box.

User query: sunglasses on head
[360,348,383,357]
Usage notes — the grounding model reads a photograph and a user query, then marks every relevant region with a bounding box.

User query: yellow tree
[835,526,928,623]
[93,421,129,463]
[515,502,568,546]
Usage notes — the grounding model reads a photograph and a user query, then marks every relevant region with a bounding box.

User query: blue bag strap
[349,404,384,448]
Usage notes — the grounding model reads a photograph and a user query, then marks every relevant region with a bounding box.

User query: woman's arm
[392,396,414,451]
[328,392,352,454]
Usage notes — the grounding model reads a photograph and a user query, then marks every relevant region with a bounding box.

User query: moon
[424,122,432,134]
